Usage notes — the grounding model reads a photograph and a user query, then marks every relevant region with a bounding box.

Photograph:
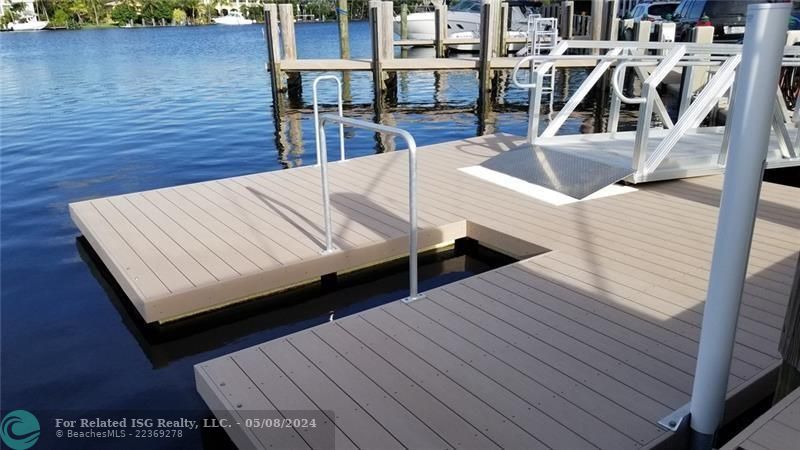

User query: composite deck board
[69,134,800,448]
[721,387,800,450]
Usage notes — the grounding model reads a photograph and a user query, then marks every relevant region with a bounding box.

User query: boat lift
[489,39,800,199]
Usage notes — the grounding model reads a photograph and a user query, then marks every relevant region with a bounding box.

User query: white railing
[511,40,800,181]
[313,78,423,302]
[312,75,345,165]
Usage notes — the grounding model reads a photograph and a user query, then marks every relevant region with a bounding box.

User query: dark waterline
[1,23,636,449]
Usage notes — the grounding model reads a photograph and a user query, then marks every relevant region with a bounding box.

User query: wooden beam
[264,4,284,96]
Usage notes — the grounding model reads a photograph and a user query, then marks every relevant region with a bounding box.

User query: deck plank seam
[141,190,259,276]
[400,298,657,446]
[532,256,782,362]
[71,203,158,301]
[168,187,291,266]
[255,347,362,449]
[183,184,309,261]
[91,201,183,293]
[542,252,785,347]
[123,195,232,282]
[280,338,411,449]
[241,173,410,240]
[478,271,698,381]
[502,267,755,378]
[329,322,511,449]
[307,328,485,450]
[156,189,280,269]
[442,283,688,409]
[201,181,334,255]
[353,313,557,449]
[388,299,658,445]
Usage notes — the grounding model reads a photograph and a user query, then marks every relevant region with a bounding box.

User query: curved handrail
[312,75,346,165]
[611,61,655,104]
[317,113,424,303]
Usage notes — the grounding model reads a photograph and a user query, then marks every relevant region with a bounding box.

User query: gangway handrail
[317,112,424,303]
[312,76,346,164]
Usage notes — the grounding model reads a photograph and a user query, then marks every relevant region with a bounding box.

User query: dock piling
[478,0,497,121]
[434,3,448,58]
[265,4,284,96]
[278,4,301,96]
[560,1,574,39]
[400,3,409,58]
[336,0,352,100]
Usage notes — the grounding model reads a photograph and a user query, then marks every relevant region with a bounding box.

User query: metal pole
[407,138,420,301]
[689,4,790,449]
[312,76,346,165]
[317,123,335,253]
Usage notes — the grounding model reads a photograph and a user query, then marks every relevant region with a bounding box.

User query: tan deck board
[155,188,279,270]
[139,190,261,274]
[236,172,402,244]
[721,387,800,450]
[92,198,193,293]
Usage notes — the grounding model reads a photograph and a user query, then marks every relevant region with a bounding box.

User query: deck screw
[668,420,677,427]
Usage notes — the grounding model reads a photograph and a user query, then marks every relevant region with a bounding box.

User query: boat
[393,0,536,52]
[212,10,254,25]
[8,14,48,31]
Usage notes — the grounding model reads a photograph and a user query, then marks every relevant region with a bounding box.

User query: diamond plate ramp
[479,145,635,200]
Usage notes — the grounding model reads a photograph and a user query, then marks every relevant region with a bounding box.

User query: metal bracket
[402,294,426,304]
[658,402,690,432]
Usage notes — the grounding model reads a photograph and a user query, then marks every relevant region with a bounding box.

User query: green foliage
[52,8,70,26]
[110,2,136,25]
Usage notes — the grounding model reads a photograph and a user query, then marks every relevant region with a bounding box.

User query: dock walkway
[721,387,800,450]
[166,135,798,449]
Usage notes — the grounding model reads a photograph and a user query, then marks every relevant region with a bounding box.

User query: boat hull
[9,20,48,31]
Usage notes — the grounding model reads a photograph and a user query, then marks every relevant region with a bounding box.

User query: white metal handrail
[312,76,346,165]
[317,112,424,303]
[511,39,800,181]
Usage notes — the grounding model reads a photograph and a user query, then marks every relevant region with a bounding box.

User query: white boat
[393,0,534,52]
[212,10,254,25]
[8,14,48,31]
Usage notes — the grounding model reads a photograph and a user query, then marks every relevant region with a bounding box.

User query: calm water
[0,22,617,448]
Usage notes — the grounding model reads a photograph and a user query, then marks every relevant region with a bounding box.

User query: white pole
[689,3,790,449]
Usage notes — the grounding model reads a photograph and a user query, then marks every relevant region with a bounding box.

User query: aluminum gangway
[487,40,800,199]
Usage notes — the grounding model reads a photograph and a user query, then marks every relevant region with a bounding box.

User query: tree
[110,1,136,25]
[172,7,186,24]
[52,8,70,26]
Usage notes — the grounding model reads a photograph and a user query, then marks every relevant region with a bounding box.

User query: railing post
[689,5,790,449]
[317,114,422,302]
[317,124,335,253]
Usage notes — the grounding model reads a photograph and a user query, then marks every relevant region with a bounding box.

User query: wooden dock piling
[400,3,409,58]
[434,3,448,58]
[478,0,497,118]
[265,4,284,97]
[278,4,301,96]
